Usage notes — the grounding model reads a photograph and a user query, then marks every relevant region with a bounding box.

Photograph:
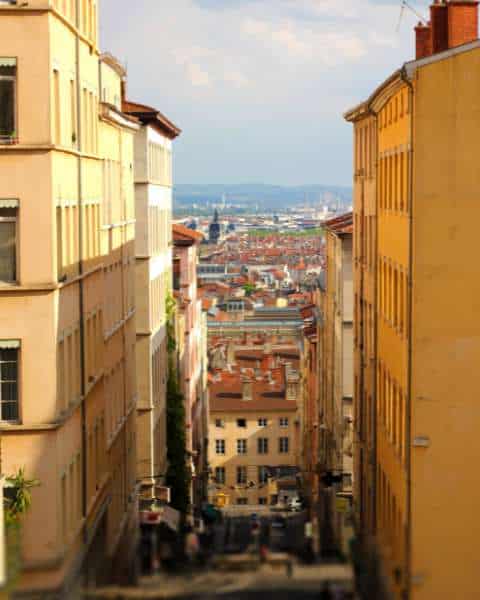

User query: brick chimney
[242,378,252,401]
[447,0,479,48]
[431,0,449,53]
[415,22,433,58]
[415,1,478,59]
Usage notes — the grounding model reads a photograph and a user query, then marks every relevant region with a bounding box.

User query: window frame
[215,418,225,429]
[0,57,17,144]
[279,437,289,454]
[236,466,247,485]
[236,418,247,428]
[0,343,20,423]
[215,466,225,485]
[0,204,18,283]
[257,437,269,455]
[215,439,225,455]
[258,466,269,484]
[236,438,247,455]
[279,417,289,428]
[258,418,267,427]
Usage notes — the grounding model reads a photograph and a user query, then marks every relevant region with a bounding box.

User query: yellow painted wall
[411,46,480,600]
[209,409,299,505]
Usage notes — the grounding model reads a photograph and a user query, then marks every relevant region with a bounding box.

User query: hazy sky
[100,0,427,186]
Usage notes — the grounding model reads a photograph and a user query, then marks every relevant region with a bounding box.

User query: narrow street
[86,510,356,599]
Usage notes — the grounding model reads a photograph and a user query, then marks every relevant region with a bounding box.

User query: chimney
[447,0,479,48]
[431,1,449,54]
[415,22,433,58]
[227,342,235,366]
[242,378,253,401]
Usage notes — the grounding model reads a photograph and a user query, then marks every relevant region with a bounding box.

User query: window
[259,497,267,506]
[53,69,61,145]
[236,498,248,505]
[237,439,247,455]
[215,439,225,455]
[279,437,289,454]
[0,204,17,282]
[258,466,269,484]
[279,417,289,428]
[257,438,268,454]
[258,418,267,427]
[0,58,16,143]
[0,345,19,421]
[215,418,225,428]
[236,466,247,485]
[236,418,247,428]
[215,467,225,484]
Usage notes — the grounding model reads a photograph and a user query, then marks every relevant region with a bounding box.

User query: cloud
[187,63,211,87]
[224,70,249,88]
[100,0,420,186]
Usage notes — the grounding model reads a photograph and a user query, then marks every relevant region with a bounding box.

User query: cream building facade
[123,101,180,501]
[208,343,302,507]
[318,213,354,556]
[0,2,138,596]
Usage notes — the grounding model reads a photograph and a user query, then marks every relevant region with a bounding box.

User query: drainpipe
[401,65,414,600]
[75,0,88,543]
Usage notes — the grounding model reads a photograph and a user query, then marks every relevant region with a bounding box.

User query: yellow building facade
[0,2,138,596]
[346,25,480,600]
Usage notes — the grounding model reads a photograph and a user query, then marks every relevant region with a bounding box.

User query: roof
[210,398,298,412]
[173,224,204,244]
[324,212,353,236]
[345,39,480,121]
[100,53,127,77]
[123,99,181,139]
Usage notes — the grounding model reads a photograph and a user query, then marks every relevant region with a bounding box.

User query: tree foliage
[165,295,191,514]
[4,468,40,526]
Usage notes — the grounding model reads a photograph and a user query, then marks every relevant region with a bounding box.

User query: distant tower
[209,209,221,244]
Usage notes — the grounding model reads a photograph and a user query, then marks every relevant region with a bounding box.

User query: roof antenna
[397,0,428,32]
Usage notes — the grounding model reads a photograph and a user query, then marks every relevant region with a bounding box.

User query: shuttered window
[0,344,19,421]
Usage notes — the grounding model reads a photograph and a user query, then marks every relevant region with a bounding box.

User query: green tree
[165,295,191,514]
[243,282,256,297]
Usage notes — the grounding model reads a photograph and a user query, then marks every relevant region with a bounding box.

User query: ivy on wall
[165,295,191,515]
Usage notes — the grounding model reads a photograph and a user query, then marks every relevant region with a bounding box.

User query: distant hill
[173,183,352,214]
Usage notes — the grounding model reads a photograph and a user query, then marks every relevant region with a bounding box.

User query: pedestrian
[184,525,200,566]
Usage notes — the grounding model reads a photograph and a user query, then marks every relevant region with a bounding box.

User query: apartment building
[0,2,138,595]
[208,343,302,507]
[317,213,354,556]
[122,100,180,502]
[345,2,480,598]
[172,224,208,505]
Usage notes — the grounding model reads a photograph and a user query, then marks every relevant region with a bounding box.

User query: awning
[0,199,18,209]
[0,58,16,68]
[0,340,20,349]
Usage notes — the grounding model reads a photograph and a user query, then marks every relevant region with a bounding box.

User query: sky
[100,0,428,187]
